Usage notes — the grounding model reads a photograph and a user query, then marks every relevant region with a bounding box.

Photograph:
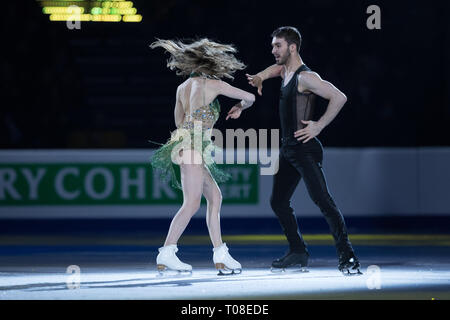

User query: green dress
[149,75,232,190]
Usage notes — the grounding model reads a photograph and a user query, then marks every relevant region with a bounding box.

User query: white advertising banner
[0,148,449,218]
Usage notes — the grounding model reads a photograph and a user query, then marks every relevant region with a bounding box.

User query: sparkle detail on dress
[149,97,230,190]
[181,103,219,130]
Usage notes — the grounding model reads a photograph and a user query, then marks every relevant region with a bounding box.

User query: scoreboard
[37,0,142,22]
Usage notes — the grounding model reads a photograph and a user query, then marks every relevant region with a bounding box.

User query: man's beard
[276,50,291,65]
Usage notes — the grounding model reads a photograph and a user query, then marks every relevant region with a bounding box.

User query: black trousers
[270,137,353,254]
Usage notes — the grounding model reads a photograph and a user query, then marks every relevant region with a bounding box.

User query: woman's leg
[163,149,204,246]
[202,165,241,274]
[202,165,223,248]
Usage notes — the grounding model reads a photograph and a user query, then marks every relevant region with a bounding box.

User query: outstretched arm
[294,72,347,143]
[210,80,255,120]
[246,64,284,95]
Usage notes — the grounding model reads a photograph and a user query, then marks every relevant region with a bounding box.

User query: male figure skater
[245,26,361,274]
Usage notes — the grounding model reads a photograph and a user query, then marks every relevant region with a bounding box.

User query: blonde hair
[150,38,246,79]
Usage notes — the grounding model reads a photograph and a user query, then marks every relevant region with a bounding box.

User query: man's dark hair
[271,26,302,52]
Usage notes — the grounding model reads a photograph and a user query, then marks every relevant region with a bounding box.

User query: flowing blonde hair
[150,38,246,79]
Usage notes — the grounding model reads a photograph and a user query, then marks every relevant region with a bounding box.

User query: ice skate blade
[217,269,242,276]
[270,266,308,273]
[215,263,242,276]
[156,264,192,277]
[341,268,363,276]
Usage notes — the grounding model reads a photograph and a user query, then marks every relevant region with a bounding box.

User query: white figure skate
[156,245,192,275]
[213,243,242,275]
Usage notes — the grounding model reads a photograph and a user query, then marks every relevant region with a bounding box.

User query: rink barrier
[1,233,450,247]
[1,148,450,218]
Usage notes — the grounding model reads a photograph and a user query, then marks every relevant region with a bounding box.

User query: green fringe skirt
[149,131,231,190]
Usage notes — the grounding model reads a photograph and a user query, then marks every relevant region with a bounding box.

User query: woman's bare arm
[207,79,255,121]
[212,80,255,110]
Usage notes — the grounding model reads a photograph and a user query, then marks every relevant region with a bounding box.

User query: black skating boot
[271,250,309,272]
[338,249,362,275]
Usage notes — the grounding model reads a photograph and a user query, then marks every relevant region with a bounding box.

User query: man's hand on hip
[294,120,324,143]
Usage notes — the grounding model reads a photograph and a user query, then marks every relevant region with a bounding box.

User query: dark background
[1,0,449,149]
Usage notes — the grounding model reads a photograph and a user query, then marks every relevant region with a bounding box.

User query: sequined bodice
[181,99,220,131]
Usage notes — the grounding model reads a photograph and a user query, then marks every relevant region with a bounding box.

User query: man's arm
[294,72,347,143]
[246,64,284,95]
[255,64,284,81]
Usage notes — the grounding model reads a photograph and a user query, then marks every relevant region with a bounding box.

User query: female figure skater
[149,38,255,275]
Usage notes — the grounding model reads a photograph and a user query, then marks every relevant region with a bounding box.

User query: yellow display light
[113,1,133,9]
[49,13,91,21]
[91,14,122,22]
[37,0,142,23]
[123,14,142,22]
[40,1,88,7]
[113,8,137,15]
[43,7,84,14]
